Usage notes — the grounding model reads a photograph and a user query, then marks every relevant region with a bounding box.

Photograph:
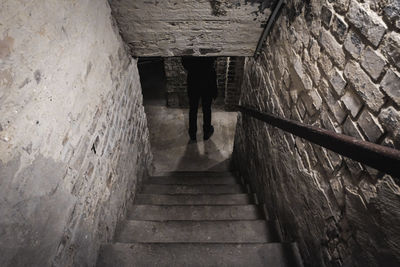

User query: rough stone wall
[0,1,152,266]
[164,57,190,107]
[233,0,400,266]
[225,57,245,110]
[109,0,273,56]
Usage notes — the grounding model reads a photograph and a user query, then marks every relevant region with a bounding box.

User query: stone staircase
[96,172,303,266]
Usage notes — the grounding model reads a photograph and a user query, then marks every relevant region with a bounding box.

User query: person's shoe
[189,133,197,141]
[203,125,214,140]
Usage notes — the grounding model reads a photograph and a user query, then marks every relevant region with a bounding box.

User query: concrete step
[147,175,238,185]
[135,194,253,205]
[128,205,262,221]
[155,171,235,177]
[97,243,302,267]
[115,220,272,243]
[141,184,244,194]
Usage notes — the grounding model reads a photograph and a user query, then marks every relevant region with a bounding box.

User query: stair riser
[97,243,299,267]
[96,172,303,267]
[115,220,271,243]
[147,176,238,185]
[128,205,262,220]
[141,184,244,194]
[135,194,253,205]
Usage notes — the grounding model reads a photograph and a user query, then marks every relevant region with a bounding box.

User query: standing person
[181,57,217,141]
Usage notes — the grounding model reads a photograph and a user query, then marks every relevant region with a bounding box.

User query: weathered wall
[0,1,152,266]
[109,0,274,56]
[225,57,245,110]
[233,0,400,266]
[164,57,191,107]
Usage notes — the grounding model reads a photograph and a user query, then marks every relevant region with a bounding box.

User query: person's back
[181,57,217,141]
[182,57,217,96]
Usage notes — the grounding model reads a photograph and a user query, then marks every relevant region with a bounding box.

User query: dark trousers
[188,94,212,136]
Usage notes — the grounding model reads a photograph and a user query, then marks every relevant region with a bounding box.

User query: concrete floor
[145,105,237,174]
[138,58,238,174]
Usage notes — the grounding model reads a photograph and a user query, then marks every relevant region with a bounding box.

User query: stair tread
[147,175,238,185]
[96,171,303,266]
[97,243,301,267]
[141,184,244,194]
[128,204,262,220]
[154,171,235,177]
[135,193,253,205]
[115,220,272,243]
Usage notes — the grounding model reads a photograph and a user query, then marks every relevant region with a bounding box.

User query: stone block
[331,15,348,43]
[346,1,387,47]
[309,38,321,61]
[297,99,306,119]
[290,54,313,92]
[358,178,377,203]
[378,106,400,134]
[358,110,384,142]
[381,69,400,106]
[301,90,323,116]
[319,30,346,68]
[341,90,363,118]
[329,68,347,96]
[318,53,334,77]
[343,117,363,139]
[344,31,365,60]
[321,5,333,28]
[327,149,343,169]
[383,0,400,30]
[320,79,347,124]
[313,144,334,172]
[382,33,400,71]
[303,49,321,86]
[321,108,337,131]
[360,46,386,81]
[344,61,385,113]
[332,0,350,13]
[330,177,345,208]
[344,158,364,177]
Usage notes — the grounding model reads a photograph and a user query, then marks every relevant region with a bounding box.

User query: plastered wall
[0,1,152,266]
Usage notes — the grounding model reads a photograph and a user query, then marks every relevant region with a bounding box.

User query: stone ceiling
[110,0,275,57]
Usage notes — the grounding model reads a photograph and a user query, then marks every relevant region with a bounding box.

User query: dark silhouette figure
[181,57,217,141]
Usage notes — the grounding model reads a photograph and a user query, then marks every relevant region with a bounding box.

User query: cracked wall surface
[0,1,152,266]
[109,0,274,56]
[233,0,400,266]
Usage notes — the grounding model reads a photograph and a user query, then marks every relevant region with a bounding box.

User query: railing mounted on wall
[236,105,400,178]
[254,0,286,59]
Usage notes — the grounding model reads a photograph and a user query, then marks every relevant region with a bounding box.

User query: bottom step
[97,243,301,267]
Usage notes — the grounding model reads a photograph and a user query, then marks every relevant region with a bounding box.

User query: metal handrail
[254,0,286,58]
[237,105,400,178]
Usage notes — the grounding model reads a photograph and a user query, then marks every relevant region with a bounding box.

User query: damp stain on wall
[0,35,14,59]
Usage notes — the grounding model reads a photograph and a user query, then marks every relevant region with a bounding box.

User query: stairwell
[96,171,303,266]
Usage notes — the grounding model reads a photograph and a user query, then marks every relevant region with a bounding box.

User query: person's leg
[202,96,214,140]
[188,94,200,140]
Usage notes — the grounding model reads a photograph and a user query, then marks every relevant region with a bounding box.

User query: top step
[148,173,238,185]
[154,171,235,176]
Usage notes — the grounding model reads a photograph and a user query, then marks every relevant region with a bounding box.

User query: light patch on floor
[145,105,237,174]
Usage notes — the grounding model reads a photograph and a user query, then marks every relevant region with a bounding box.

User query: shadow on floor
[176,139,230,172]
[144,105,237,175]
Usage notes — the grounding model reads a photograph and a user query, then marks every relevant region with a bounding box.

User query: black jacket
[181,57,218,99]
